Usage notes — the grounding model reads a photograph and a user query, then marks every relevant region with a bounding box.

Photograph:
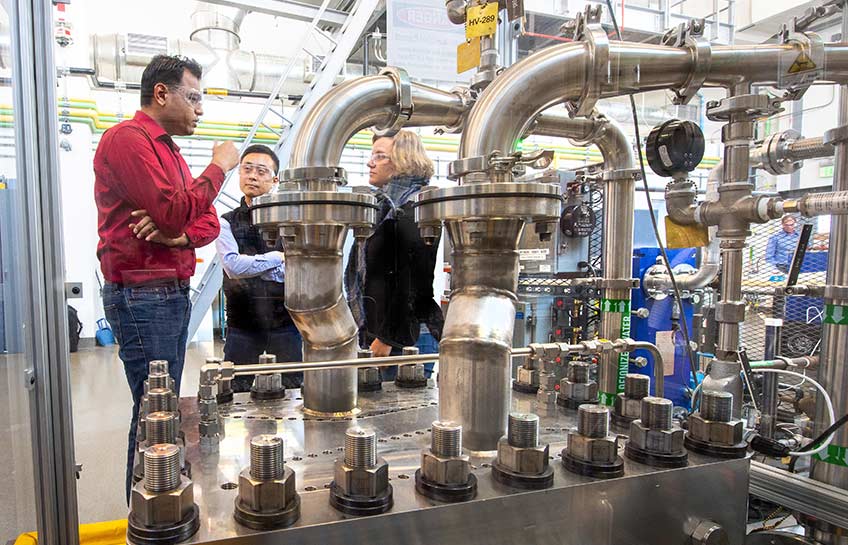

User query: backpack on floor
[68,305,82,353]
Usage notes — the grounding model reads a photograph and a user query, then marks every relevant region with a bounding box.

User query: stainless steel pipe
[289,75,466,168]
[460,41,848,161]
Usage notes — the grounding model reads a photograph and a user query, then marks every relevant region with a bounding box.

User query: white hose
[751,368,836,457]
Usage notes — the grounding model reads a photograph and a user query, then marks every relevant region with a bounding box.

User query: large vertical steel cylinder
[438,218,524,451]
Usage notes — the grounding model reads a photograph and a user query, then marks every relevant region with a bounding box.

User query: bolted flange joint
[684,390,748,459]
[329,428,393,516]
[557,361,598,409]
[491,413,554,490]
[415,421,477,502]
[562,404,624,479]
[624,397,688,468]
[233,435,301,530]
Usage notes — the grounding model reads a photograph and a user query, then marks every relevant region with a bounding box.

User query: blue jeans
[102,282,191,502]
[223,324,304,392]
[380,332,438,381]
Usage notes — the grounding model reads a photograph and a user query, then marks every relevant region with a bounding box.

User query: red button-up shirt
[94,111,223,284]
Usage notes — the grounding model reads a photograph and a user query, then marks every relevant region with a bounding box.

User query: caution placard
[457,37,481,74]
[788,51,817,74]
[465,2,498,39]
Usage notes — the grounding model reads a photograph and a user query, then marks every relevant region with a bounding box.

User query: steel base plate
[414,469,477,502]
[561,451,625,479]
[127,504,200,545]
[624,443,688,469]
[234,494,301,530]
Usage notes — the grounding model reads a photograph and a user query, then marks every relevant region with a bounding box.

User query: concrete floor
[70,340,218,524]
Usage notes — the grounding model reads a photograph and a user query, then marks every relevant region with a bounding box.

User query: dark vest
[221,199,292,331]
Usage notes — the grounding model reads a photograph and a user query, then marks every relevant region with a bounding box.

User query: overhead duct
[89,2,315,95]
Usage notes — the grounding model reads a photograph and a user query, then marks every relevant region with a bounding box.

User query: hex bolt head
[508,413,540,448]
[402,346,420,356]
[344,427,377,469]
[250,435,285,481]
[624,373,650,399]
[577,404,610,438]
[148,360,169,375]
[568,361,591,383]
[144,444,181,493]
[641,397,673,430]
[431,421,462,457]
[258,353,277,364]
[701,390,733,422]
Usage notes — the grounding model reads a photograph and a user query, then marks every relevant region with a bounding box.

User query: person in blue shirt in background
[765,215,801,274]
[215,144,302,392]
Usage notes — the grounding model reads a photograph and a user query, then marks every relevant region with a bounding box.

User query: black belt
[108,279,191,290]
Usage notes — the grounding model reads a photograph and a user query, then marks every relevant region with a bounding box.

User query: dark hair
[140,55,203,107]
[241,144,280,173]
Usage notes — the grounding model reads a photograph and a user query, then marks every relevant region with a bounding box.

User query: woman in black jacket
[345,130,443,380]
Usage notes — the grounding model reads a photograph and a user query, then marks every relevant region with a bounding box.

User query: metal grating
[738,217,825,360]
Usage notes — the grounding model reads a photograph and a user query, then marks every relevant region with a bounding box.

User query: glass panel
[0,2,40,541]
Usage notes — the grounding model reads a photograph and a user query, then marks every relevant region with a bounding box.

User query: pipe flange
[252,190,378,230]
[661,19,711,106]
[435,86,474,135]
[414,469,477,502]
[705,94,783,122]
[373,67,413,137]
[561,450,624,479]
[512,380,540,394]
[234,493,301,531]
[683,434,748,459]
[490,460,554,490]
[280,166,347,184]
[415,181,562,225]
[824,125,848,146]
[758,130,802,175]
[563,5,609,117]
[624,442,688,468]
[328,482,393,516]
[127,504,200,545]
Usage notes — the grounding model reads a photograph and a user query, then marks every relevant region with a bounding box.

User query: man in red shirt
[94,54,239,499]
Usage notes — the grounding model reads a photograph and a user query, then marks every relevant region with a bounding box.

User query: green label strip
[823,304,848,325]
[599,298,632,405]
[813,444,848,467]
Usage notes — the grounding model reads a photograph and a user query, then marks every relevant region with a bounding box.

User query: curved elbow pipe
[290,74,467,168]
[461,41,848,160]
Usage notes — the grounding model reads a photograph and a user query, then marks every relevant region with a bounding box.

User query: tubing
[289,74,466,168]
[460,41,848,161]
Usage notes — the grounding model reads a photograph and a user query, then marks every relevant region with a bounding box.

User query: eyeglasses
[172,85,203,107]
[240,163,274,178]
[369,152,391,163]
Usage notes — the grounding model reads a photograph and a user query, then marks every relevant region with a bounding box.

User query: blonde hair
[374,130,434,179]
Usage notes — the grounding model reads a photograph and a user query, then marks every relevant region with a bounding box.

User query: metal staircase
[187,0,382,341]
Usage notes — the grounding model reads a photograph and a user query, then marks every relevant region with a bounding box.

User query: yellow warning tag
[465,2,498,39]
[788,51,817,74]
[665,216,710,249]
[457,37,481,74]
